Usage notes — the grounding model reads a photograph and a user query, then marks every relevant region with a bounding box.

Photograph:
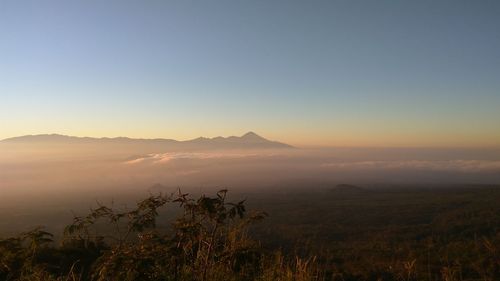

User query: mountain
[1,134,178,145]
[1,132,293,150]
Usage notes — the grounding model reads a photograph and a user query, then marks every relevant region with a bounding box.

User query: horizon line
[2,132,500,150]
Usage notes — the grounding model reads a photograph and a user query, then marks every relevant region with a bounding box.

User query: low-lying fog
[1,141,500,235]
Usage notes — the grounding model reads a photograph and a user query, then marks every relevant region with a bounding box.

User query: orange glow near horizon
[2,126,500,149]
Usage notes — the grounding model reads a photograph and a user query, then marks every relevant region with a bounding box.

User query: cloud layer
[321,160,500,173]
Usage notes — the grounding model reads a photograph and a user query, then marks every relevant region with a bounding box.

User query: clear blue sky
[1,0,499,146]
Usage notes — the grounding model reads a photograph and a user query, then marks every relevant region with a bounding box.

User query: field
[1,184,499,280]
[248,185,500,280]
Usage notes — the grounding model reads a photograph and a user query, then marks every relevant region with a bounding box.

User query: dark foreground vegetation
[1,186,499,281]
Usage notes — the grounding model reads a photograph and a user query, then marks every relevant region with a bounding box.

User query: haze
[0,0,500,272]
[1,132,500,234]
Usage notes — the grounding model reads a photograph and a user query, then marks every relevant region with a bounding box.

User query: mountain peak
[241,131,265,140]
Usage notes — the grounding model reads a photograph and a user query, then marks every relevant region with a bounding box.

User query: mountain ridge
[1,132,293,149]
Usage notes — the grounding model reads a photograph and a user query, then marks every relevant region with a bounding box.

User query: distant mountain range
[1,132,293,150]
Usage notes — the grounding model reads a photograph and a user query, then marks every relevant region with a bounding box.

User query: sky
[1,0,499,147]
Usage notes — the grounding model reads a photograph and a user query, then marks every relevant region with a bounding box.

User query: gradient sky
[1,0,499,147]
